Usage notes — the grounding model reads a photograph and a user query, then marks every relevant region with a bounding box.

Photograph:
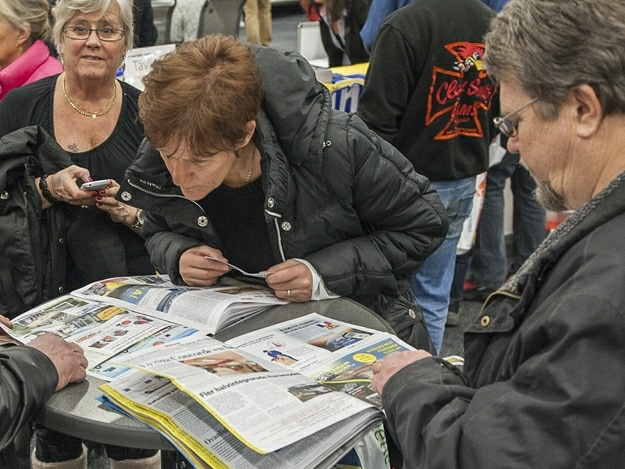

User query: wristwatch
[130,208,145,229]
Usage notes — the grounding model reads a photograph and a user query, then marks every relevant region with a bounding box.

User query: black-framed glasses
[493,97,538,138]
[63,25,125,42]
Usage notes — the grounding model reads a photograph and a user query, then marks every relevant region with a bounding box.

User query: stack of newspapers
[100,313,415,468]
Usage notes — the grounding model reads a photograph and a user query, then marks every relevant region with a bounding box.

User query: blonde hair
[52,0,134,51]
[0,0,53,42]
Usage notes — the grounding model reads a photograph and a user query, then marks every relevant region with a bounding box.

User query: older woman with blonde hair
[0,0,157,467]
[0,0,63,100]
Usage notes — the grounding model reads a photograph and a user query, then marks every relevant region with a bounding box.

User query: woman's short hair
[0,0,53,42]
[484,0,625,119]
[139,34,264,156]
[52,0,134,52]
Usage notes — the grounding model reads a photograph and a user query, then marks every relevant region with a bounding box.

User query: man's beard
[535,181,568,212]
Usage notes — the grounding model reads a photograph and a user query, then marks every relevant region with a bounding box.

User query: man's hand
[27,334,88,391]
[371,350,432,395]
[0,314,20,346]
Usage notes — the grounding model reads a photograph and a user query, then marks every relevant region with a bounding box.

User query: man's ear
[571,84,603,138]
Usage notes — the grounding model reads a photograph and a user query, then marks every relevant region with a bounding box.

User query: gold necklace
[63,76,117,119]
[244,147,256,184]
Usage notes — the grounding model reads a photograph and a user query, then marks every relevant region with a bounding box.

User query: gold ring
[287,289,291,298]
[81,199,88,209]
[374,361,382,373]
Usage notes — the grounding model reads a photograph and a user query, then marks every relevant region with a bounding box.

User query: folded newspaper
[1,275,286,380]
[100,313,415,468]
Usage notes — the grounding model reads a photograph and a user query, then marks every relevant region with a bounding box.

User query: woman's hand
[38,165,93,208]
[92,179,139,225]
[265,259,313,302]
[179,246,231,287]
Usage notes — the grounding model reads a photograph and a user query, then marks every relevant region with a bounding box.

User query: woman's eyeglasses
[63,25,125,42]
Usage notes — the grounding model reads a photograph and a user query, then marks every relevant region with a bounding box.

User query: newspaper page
[104,333,382,454]
[0,294,204,380]
[225,313,415,407]
[102,369,381,469]
[71,275,287,334]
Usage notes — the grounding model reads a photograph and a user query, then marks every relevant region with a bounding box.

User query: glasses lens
[98,27,123,41]
[494,116,515,138]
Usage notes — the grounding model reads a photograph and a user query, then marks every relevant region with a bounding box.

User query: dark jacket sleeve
[0,345,58,451]
[133,0,158,47]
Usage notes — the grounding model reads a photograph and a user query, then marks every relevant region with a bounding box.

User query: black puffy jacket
[0,126,73,318]
[118,46,448,350]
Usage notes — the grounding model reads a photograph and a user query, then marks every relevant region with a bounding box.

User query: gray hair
[484,0,625,119]
[0,0,53,42]
[52,0,134,52]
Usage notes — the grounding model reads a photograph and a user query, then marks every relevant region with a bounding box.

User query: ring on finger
[80,199,88,209]
[374,361,382,373]
[287,289,291,298]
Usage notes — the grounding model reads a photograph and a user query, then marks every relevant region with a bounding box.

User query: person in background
[132,0,158,47]
[0,0,157,467]
[306,0,370,67]
[0,314,87,467]
[371,1,625,467]
[0,0,63,101]
[463,0,546,302]
[464,135,547,302]
[117,34,448,354]
[359,0,411,53]
[243,0,272,46]
[358,0,497,354]
[169,0,205,43]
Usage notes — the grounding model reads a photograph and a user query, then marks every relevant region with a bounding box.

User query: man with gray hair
[369,1,625,467]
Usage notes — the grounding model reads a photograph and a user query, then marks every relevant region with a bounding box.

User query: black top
[199,178,274,275]
[0,75,154,289]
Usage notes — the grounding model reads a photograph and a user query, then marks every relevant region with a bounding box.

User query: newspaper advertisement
[226,313,415,407]
[0,294,203,380]
[71,275,287,334]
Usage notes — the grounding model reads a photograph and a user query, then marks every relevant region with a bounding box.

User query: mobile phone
[80,179,108,191]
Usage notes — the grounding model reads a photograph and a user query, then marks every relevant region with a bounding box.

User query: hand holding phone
[80,179,108,191]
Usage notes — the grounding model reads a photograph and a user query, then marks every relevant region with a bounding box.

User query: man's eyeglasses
[493,97,538,138]
[63,25,125,42]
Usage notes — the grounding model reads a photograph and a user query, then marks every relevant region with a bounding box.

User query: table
[34,298,394,468]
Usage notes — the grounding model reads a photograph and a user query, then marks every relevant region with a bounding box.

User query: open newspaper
[0,275,286,380]
[100,313,416,468]
[71,274,287,334]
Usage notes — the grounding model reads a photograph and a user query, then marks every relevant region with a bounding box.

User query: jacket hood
[249,45,332,164]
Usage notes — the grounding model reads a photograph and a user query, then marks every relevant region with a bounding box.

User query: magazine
[100,313,415,467]
[1,274,286,380]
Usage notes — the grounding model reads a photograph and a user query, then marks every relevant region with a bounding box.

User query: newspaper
[100,313,414,464]
[1,293,204,380]
[0,274,286,380]
[70,274,287,334]
[102,370,382,469]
